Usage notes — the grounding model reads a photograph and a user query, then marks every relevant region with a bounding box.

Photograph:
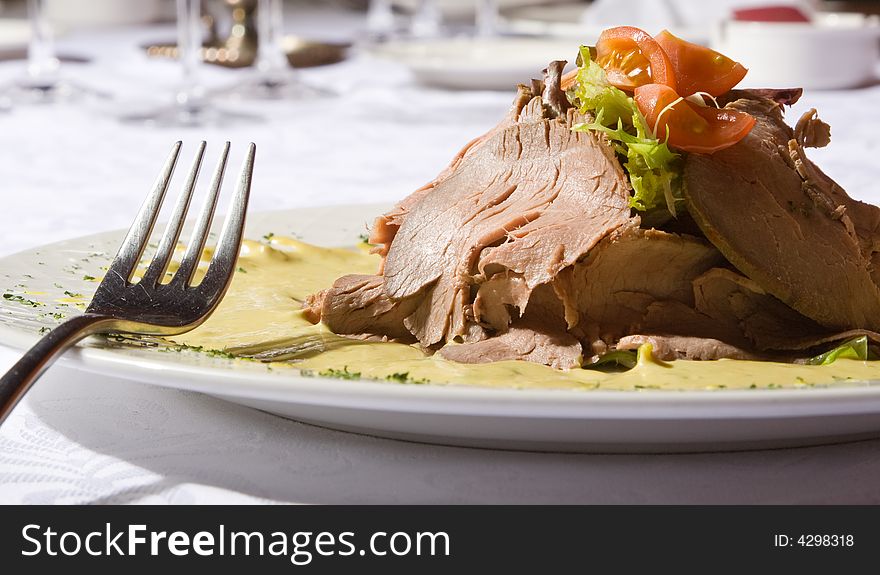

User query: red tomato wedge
[654,30,748,97]
[634,83,756,154]
[595,26,677,92]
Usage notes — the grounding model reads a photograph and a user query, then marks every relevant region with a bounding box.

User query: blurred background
[0,0,879,253]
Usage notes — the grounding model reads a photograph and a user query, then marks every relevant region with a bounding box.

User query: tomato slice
[654,30,748,97]
[595,26,677,92]
[633,83,756,154]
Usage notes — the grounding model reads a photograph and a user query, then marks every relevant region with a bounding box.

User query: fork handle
[0,313,114,426]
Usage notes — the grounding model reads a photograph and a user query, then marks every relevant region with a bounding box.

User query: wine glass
[410,0,442,38]
[217,0,330,101]
[475,0,500,37]
[366,0,396,41]
[122,0,255,126]
[1,0,108,105]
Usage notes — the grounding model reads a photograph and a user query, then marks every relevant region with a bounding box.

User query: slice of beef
[307,274,418,342]
[722,88,802,107]
[684,91,880,332]
[551,225,724,344]
[370,84,539,261]
[616,334,761,361]
[693,267,880,352]
[437,318,583,369]
[382,93,633,347]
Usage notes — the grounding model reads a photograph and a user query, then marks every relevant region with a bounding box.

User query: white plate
[3,205,880,453]
[502,3,710,45]
[369,37,578,90]
[391,0,555,22]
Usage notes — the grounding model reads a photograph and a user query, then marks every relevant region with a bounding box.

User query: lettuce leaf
[807,336,870,365]
[587,349,638,370]
[568,46,683,214]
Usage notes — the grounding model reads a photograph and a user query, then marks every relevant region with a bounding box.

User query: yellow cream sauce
[169,237,880,391]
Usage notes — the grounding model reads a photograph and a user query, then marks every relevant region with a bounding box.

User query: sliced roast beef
[306,274,418,342]
[381,91,633,347]
[551,225,724,341]
[684,92,880,332]
[438,318,583,369]
[306,70,880,370]
[616,334,760,361]
[369,84,540,261]
[693,267,880,352]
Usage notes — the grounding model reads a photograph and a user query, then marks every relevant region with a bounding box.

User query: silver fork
[0,141,255,425]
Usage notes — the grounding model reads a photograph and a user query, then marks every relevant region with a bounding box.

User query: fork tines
[102,141,255,294]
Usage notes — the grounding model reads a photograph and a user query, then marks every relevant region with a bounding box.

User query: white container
[712,12,880,90]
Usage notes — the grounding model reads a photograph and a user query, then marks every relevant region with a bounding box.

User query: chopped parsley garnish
[2,293,43,307]
[385,372,430,384]
[39,311,66,320]
[318,366,362,380]
[158,343,237,359]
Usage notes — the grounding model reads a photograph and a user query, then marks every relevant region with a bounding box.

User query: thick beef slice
[684,93,880,331]
[552,225,724,341]
[311,274,418,342]
[370,85,540,259]
[382,96,632,346]
[694,267,880,352]
[437,318,583,369]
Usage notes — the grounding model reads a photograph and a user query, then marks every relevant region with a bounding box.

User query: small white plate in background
[502,2,710,45]
[391,0,557,22]
[369,37,579,90]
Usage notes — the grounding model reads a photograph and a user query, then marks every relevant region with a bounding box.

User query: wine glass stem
[411,0,440,38]
[476,0,498,37]
[256,0,287,76]
[26,0,59,85]
[367,0,394,38]
[177,0,203,110]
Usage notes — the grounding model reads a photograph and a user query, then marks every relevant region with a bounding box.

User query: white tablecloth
[3,6,880,504]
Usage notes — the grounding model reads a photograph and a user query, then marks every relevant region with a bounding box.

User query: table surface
[3,6,880,504]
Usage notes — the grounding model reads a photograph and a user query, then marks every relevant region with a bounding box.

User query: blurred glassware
[0,0,107,105]
[142,0,255,69]
[122,0,254,126]
[475,0,499,37]
[410,0,442,37]
[367,0,397,40]
[215,0,332,100]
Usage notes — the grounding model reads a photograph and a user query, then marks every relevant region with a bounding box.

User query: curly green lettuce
[568,46,682,215]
